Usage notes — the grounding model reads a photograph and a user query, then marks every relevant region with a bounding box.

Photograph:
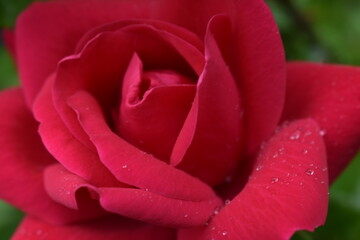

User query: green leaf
[0,201,23,240]
[0,45,19,89]
[0,0,35,28]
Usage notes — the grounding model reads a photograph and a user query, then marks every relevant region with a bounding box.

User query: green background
[0,0,360,239]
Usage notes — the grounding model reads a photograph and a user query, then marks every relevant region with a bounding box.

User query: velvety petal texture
[67,90,222,227]
[12,216,175,240]
[223,0,286,154]
[170,15,244,186]
[15,0,225,105]
[0,88,107,225]
[178,119,328,240]
[283,62,360,182]
[2,0,355,239]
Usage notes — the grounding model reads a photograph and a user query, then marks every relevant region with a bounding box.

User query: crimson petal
[0,88,102,225]
[15,0,225,106]
[11,215,175,240]
[45,163,221,227]
[178,119,328,240]
[67,90,220,203]
[33,76,122,188]
[224,0,286,154]
[170,15,244,186]
[283,62,360,182]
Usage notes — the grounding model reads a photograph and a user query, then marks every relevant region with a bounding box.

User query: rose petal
[283,62,360,182]
[45,164,221,227]
[222,0,286,154]
[12,215,175,240]
[33,76,122,188]
[178,119,328,240]
[15,0,224,106]
[67,90,220,203]
[0,88,101,225]
[170,15,244,186]
[118,53,196,161]
[52,23,203,151]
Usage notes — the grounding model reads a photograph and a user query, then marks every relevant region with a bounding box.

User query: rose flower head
[0,0,360,239]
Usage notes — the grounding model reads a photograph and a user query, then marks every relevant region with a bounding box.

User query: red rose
[1,0,360,239]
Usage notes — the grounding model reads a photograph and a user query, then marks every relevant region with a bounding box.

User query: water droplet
[222,231,228,236]
[303,149,309,155]
[321,181,325,184]
[184,214,188,218]
[290,131,301,140]
[322,167,328,172]
[273,153,279,158]
[265,185,270,189]
[299,182,304,186]
[214,209,219,215]
[309,163,314,167]
[279,147,285,155]
[122,164,127,169]
[225,199,231,205]
[305,169,315,176]
[255,165,263,171]
[271,177,279,183]
[319,129,326,136]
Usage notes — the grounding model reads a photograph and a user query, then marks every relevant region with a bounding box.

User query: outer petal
[221,0,286,154]
[170,15,244,186]
[178,119,328,240]
[283,62,360,182]
[15,0,225,105]
[11,215,175,240]
[45,164,221,227]
[0,88,103,225]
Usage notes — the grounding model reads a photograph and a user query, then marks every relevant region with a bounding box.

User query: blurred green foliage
[0,0,34,27]
[0,0,360,239]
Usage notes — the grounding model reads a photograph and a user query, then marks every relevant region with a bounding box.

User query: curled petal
[170,15,244,186]
[44,164,221,227]
[67,90,220,203]
[0,88,101,225]
[33,76,122,187]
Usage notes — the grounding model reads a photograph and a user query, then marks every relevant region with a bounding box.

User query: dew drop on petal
[319,129,327,136]
[271,177,279,183]
[222,231,228,236]
[302,149,309,155]
[225,199,231,205]
[290,131,301,140]
[122,164,127,169]
[305,169,315,176]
